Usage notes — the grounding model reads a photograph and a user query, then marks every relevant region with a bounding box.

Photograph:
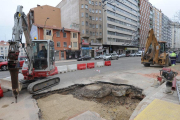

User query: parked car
[135,52,142,57]
[118,54,126,58]
[77,55,91,61]
[103,54,111,61]
[94,55,105,60]
[130,53,136,57]
[104,53,118,61]
[0,56,26,71]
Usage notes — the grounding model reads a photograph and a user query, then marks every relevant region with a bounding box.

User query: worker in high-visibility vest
[170,51,177,66]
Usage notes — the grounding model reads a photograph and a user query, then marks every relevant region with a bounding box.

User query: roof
[33,23,80,33]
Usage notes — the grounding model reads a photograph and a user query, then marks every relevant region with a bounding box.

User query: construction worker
[170,51,177,66]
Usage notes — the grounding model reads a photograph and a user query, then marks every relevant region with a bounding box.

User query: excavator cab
[32,40,55,71]
[159,41,166,54]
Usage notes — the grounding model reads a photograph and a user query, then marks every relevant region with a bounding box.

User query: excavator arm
[8,5,34,102]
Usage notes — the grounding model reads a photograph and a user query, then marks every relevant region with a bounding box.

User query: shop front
[81,47,92,56]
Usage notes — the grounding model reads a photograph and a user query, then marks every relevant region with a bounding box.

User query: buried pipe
[172,78,176,91]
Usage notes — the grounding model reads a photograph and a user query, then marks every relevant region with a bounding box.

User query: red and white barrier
[77,64,86,70]
[105,61,111,66]
[87,63,95,69]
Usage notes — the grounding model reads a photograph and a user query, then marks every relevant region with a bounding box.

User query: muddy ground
[36,83,144,120]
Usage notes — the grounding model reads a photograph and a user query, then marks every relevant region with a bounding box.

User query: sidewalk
[55,59,77,63]
[130,77,180,120]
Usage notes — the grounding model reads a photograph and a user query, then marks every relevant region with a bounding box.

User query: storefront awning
[97,49,104,53]
[126,48,138,50]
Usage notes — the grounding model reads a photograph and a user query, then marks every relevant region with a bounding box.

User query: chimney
[37,4,40,7]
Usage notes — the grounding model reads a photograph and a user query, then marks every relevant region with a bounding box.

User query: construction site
[1,1,180,120]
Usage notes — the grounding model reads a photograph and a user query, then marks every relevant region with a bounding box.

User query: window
[82,21,84,25]
[99,17,102,21]
[85,5,88,9]
[90,31,92,35]
[95,1,98,5]
[96,32,98,36]
[5,47,7,50]
[81,13,84,17]
[89,16,92,20]
[1,47,3,50]
[100,32,102,35]
[99,24,102,29]
[63,32,66,38]
[86,13,88,17]
[63,42,67,47]
[91,39,94,43]
[57,42,60,47]
[96,10,98,13]
[92,1,94,5]
[96,24,98,28]
[93,32,95,36]
[82,30,84,34]
[99,10,101,13]
[86,29,89,34]
[92,9,94,13]
[73,42,77,47]
[46,30,51,36]
[89,0,91,4]
[86,21,88,26]
[96,17,98,21]
[99,2,101,6]
[73,33,77,38]
[81,4,84,8]
[92,17,95,20]
[93,24,95,28]
[89,8,91,12]
[56,31,60,37]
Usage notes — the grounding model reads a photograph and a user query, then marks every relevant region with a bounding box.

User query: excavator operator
[38,46,47,58]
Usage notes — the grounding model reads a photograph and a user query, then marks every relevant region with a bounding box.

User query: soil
[36,83,144,120]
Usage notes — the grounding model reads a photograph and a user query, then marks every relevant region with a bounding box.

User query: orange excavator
[141,29,171,67]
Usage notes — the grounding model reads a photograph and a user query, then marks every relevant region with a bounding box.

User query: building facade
[153,6,162,41]
[139,0,153,49]
[56,0,103,57]
[27,5,80,60]
[102,0,140,54]
[171,22,180,49]
[0,40,26,59]
[161,13,172,48]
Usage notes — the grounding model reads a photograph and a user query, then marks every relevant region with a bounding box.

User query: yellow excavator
[141,29,171,67]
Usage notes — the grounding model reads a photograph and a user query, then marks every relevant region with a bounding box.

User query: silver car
[0,58,5,62]
[104,53,118,60]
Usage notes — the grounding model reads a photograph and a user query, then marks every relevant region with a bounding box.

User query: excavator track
[27,77,60,94]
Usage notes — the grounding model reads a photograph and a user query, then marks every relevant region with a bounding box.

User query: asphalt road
[0,57,142,81]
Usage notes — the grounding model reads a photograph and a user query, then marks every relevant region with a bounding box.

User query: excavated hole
[34,82,145,120]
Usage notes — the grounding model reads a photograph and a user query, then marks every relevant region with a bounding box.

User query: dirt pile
[36,83,144,120]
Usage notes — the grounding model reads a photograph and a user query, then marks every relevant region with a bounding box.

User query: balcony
[90,41,102,46]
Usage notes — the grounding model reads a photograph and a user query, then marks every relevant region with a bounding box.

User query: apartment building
[171,22,180,49]
[153,6,162,41]
[27,5,80,60]
[103,0,140,54]
[139,0,153,49]
[161,13,172,48]
[56,0,103,57]
[0,40,26,59]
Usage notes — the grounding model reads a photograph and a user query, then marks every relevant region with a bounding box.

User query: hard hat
[34,37,37,40]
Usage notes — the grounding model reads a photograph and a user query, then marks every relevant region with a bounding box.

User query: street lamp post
[44,17,49,40]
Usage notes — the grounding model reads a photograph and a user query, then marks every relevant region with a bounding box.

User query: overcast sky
[0,0,179,42]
